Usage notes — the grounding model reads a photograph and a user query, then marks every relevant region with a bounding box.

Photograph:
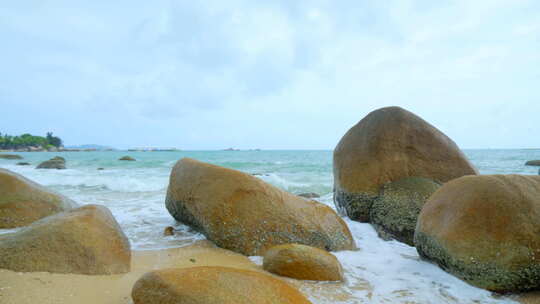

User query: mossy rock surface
[370,177,440,246]
[415,174,540,292]
[333,106,477,222]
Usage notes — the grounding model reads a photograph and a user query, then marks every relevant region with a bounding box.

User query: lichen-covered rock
[0,168,75,228]
[333,106,477,222]
[166,158,355,256]
[132,266,312,304]
[525,160,540,166]
[0,154,23,160]
[415,175,540,292]
[36,157,66,169]
[0,204,131,274]
[370,177,440,246]
[263,243,343,281]
[119,156,136,161]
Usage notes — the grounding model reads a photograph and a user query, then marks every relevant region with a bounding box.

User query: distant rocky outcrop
[263,243,343,281]
[36,156,66,169]
[415,175,540,292]
[0,154,23,160]
[119,156,136,161]
[0,169,75,228]
[0,204,131,275]
[16,162,30,166]
[166,158,355,256]
[370,177,441,246]
[131,266,312,304]
[298,192,320,199]
[333,106,477,223]
[525,160,540,166]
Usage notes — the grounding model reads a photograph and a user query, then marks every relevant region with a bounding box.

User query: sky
[1,0,539,149]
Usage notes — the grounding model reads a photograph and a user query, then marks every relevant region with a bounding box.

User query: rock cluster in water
[119,155,136,161]
[525,160,540,166]
[36,156,66,169]
[165,158,355,256]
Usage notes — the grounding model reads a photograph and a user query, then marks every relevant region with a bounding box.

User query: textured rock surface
[370,177,440,246]
[0,168,75,228]
[263,243,343,281]
[0,204,131,274]
[166,158,355,256]
[415,175,540,292]
[298,192,320,199]
[333,106,477,222]
[131,266,312,304]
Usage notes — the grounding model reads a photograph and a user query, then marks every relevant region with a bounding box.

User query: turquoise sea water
[1,149,539,303]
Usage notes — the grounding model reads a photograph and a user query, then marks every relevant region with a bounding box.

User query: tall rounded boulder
[132,266,312,304]
[166,158,355,256]
[415,175,540,292]
[0,204,131,274]
[0,168,75,228]
[333,106,477,222]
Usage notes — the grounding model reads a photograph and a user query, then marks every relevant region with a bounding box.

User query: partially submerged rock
[0,204,131,274]
[333,106,477,222]
[163,226,174,236]
[263,243,343,281]
[0,154,23,160]
[131,266,312,304]
[370,177,440,246]
[166,158,355,256]
[36,156,66,169]
[525,160,540,166]
[16,162,30,166]
[119,156,136,161]
[415,175,540,292]
[0,168,75,228]
[298,192,320,199]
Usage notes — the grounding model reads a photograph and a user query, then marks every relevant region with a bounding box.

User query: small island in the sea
[0,132,63,152]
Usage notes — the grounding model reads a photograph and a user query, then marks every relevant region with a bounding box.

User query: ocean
[1,149,539,303]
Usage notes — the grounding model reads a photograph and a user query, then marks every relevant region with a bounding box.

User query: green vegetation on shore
[0,132,62,150]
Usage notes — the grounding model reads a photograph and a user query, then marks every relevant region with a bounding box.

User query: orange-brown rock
[166,158,355,256]
[333,106,477,222]
[0,168,75,228]
[415,175,540,292]
[131,266,312,304]
[0,204,131,274]
[263,243,343,281]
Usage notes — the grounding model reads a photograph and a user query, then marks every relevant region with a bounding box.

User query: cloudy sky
[1,1,539,149]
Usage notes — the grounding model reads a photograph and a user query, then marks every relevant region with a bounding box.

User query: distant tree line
[0,132,63,149]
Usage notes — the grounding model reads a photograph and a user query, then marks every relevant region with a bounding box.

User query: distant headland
[0,132,63,152]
